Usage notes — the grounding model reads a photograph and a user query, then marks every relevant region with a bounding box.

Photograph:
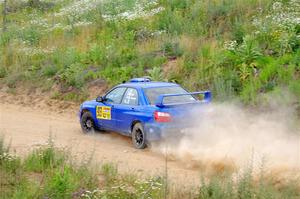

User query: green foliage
[0,135,9,156]
[20,26,42,46]
[0,67,7,78]
[59,63,85,88]
[14,0,58,11]
[148,66,164,81]
[45,166,77,199]
[1,0,299,105]
[52,47,82,69]
[0,136,20,173]
[289,80,300,104]
[0,31,14,47]
[101,66,143,84]
[162,41,183,57]
[197,171,300,199]
[0,136,23,198]
[213,76,236,101]
[63,91,89,102]
[24,137,66,172]
[5,73,25,88]
[94,177,164,199]
[0,136,300,198]
[82,163,165,199]
[41,65,59,77]
[157,7,184,35]
[101,163,118,184]
[0,136,98,199]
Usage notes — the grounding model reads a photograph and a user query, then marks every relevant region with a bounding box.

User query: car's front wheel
[131,123,147,149]
[80,111,95,134]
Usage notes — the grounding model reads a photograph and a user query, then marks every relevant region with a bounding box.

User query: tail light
[154,111,171,122]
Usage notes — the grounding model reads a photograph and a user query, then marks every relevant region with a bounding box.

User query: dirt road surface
[0,98,200,185]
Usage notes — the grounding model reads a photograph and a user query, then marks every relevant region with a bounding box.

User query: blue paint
[79,79,211,141]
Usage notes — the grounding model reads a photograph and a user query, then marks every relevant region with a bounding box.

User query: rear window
[144,86,196,105]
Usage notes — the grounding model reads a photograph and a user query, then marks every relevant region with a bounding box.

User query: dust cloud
[152,100,300,175]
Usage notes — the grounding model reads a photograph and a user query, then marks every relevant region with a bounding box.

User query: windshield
[144,86,197,105]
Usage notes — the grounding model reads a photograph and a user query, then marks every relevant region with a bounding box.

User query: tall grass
[0,135,299,198]
[0,0,299,106]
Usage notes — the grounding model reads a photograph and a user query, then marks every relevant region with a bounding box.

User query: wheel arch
[80,108,91,118]
[80,108,97,124]
[80,108,100,130]
[131,120,142,133]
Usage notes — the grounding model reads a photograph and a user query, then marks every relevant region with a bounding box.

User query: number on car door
[96,87,126,130]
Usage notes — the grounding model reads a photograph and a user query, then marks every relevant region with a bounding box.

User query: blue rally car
[79,78,211,149]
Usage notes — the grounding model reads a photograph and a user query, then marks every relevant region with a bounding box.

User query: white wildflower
[18,46,56,56]
[54,0,103,17]
[272,1,282,11]
[101,0,164,21]
[224,40,238,51]
[252,1,300,31]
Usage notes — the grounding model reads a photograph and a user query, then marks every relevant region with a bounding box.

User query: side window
[105,87,126,104]
[122,88,139,106]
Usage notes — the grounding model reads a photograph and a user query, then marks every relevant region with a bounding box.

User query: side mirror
[96,96,104,102]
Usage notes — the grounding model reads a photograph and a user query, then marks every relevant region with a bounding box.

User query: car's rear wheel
[80,111,95,134]
[132,123,147,149]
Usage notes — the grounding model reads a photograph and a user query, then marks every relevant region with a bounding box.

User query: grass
[0,0,299,107]
[0,135,299,199]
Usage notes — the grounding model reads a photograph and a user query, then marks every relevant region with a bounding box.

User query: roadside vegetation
[1,1,299,198]
[0,0,299,105]
[0,135,299,199]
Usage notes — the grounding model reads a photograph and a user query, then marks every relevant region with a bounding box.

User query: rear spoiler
[155,91,212,107]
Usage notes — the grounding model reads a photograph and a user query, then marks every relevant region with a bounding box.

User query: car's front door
[114,88,140,135]
[96,87,126,130]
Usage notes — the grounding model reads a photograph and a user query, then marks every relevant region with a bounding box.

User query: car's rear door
[113,87,140,135]
[97,87,127,130]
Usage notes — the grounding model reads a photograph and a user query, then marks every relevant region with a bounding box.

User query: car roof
[118,81,179,89]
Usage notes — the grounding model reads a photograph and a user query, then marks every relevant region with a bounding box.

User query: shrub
[52,48,82,69]
[63,91,89,102]
[5,73,25,88]
[59,63,85,89]
[45,166,76,199]
[26,0,56,11]
[86,44,105,65]
[0,67,7,78]
[1,0,300,105]
[197,170,300,199]
[0,136,20,173]
[148,66,164,81]
[101,163,118,185]
[20,26,42,46]
[157,7,184,35]
[100,66,142,84]
[161,41,183,58]
[289,80,300,104]
[82,163,164,199]
[41,65,59,78]
[24,138,66,172]
[0,31,14,47]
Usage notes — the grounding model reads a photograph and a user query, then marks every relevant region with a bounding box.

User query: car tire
[80,111,95,134]
[131,123,147,149]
